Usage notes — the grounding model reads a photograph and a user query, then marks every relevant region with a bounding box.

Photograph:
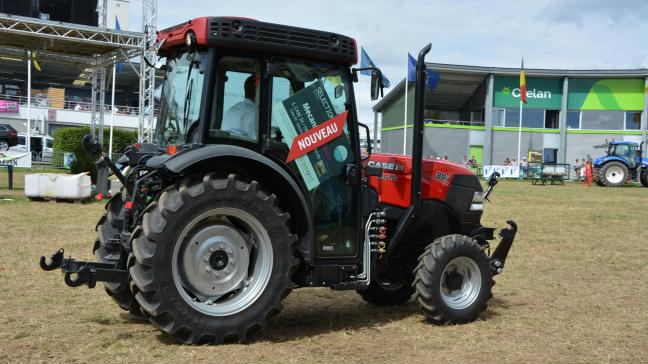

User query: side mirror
[358,122,372,160]
[370,69,384,101]
[82,134,102,158]
[334,84,344,99]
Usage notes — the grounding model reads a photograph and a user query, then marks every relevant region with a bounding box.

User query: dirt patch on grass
[0,181,647,363]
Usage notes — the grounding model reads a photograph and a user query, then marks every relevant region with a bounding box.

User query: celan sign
[494,77,562,109]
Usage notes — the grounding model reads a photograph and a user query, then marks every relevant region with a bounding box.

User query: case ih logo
[367,160,405,172]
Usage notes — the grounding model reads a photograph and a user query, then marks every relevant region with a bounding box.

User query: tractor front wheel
[129,174,297,344]
[358,274,414,306]
[599,161,629,187]
[640,170,648,187]
[413,235,492,324]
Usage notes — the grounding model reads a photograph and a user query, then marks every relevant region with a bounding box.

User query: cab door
[267,57,361,258]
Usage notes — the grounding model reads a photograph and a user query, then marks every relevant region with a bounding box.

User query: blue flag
[407,53,440,90]
[360,47,390,88]
[114,17,123,74]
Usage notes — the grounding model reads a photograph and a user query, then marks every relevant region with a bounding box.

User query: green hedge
[52,127,138,181]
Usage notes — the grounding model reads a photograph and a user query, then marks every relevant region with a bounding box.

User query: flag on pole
[31,52,41,72]
[114,17,123,74]
[519,59,527,104]
[407,53,440,90]
[360,47,390,88]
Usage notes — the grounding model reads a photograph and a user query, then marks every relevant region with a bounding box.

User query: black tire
[0,139,8,151]
[599,161,629,187]
[129,174,298,344]
[413,234,492,324]
[640,170,648,187]
[93,191,141,316]
[358,275,414,306]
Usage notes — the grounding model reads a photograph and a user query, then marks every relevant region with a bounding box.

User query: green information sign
[568,79,645,110]
[493,76,563,109]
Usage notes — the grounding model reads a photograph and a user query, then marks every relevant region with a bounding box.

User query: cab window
[207,56,260,143]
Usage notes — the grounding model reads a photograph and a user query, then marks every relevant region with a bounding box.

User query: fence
[0,93,158,116]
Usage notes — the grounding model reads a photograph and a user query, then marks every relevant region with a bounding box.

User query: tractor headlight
[470,191,484,211]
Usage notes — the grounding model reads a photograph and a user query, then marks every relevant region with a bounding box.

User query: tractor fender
[158,145,315,264]
[593,155,629,168]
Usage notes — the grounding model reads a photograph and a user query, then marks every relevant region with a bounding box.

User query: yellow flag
[32,52,41,72]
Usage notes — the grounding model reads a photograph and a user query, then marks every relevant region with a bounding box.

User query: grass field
[1,176,647,363]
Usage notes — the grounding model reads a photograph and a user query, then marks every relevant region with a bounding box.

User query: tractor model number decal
[434,171,449,185]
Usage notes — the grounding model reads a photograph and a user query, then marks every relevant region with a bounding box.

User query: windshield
[155,50,207,147]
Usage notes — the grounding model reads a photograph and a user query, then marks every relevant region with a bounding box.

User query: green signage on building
[568,79,645,110]
[493,76,563,109]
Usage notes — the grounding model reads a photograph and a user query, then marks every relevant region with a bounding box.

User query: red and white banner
[285,110,347,163]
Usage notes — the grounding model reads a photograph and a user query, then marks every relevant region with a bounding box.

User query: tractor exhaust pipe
[410,43,431,207]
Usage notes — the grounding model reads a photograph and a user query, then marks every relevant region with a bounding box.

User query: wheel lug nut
[214,272,219,277]
[209,247,215,252]
[203,257,208,263]
[206,267,212,272]
[230,261,235,266]
[224,269,230,274]
[227,249,233,254]
[219,244,224,249]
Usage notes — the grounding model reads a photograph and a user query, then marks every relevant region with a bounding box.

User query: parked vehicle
[592,141,648,187]
[41,16,517,344]
[0,124,18,151]
[9,133,54,162]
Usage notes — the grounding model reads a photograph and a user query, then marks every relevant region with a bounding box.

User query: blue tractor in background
[592,141,648,187]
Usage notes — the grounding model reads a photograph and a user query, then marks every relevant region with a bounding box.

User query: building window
[566,111,580,129]
[545,110,559,129]
[580,110,624,130]
[625,111,642,130]
[492,108,505,127]
[504,108,544,128]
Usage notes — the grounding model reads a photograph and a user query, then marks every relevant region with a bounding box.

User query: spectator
[462,155,469,167]
[504,158,511,166]
[443,155,448,161]
[520,157,528,176]
[574,159,581,179]
[74,103,82,111]
[468,155,477,167]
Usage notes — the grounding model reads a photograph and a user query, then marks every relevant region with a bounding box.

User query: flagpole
[108,61,116,159]
[26,51,31,154]
[402,69,409,155]
[517,97,523,166]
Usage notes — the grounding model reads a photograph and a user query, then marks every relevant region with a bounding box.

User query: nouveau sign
[493,76,563,109]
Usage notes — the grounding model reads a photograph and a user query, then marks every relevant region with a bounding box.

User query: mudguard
[592,155,630,168]
[154,145,315,263]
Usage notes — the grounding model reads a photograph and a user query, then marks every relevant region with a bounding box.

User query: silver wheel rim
[0,141,8,151]
[171,207,273,316]
[605,166,624,184]
[440,256,481,310]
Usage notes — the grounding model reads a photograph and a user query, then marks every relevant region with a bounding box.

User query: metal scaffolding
[0,2,158,143]
[139,0,158,143]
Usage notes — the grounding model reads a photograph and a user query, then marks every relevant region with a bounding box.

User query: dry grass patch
[0,180,647,363]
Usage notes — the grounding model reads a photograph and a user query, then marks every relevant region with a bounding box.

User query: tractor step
[39,248,129,288]
[489,220,517,275]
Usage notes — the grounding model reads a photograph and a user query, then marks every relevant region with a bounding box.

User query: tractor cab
[605,142,639,168]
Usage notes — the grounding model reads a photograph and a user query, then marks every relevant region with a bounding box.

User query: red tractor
[41,17,516,344]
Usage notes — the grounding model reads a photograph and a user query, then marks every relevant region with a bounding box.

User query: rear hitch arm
[489,220,517,275]
[39,249,129,288]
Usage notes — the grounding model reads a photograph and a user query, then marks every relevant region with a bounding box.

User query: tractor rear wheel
[413,235,492,324]
[358,274,414,306]
[599,161,629,187]
[129,174,298,344]
[93,191,142,316]
[640,170,648,187]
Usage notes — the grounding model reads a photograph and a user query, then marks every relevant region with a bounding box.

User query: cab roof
[157,17,357,65]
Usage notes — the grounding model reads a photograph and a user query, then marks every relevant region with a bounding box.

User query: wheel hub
[440,256,482,310]
[605,166,624,184]
[209,250,229,270]
[180,223,250,300]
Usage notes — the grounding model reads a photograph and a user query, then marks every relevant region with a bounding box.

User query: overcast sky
[128,0,648,133]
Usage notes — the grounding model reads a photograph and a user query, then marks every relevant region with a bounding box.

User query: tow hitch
[39,249,128,288]
[489,220,517,275]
